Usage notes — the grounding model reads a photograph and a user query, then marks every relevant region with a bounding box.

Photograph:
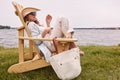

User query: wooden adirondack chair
[8,2,77,73]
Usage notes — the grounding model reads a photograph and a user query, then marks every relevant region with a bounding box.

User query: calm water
[74,29,120,46]
[0,29,120,48]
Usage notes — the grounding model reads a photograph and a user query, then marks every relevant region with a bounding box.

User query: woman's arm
[46,14,52,27]
[41,27,51,38]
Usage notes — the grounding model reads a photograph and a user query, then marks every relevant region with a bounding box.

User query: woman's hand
[46,14,52,27]
[41,27,51,37]
[45,27,51,33]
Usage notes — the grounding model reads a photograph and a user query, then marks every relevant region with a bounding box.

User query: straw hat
[21,7,40,17]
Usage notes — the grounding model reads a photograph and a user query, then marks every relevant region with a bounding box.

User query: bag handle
[52,37,58,54]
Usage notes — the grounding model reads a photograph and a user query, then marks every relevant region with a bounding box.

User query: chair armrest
[19,36,77,42]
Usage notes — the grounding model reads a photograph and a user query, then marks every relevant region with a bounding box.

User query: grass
[0,46,120,80]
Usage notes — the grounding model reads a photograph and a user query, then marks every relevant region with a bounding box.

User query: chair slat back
[12,2,31,37]
[12,2,40,56]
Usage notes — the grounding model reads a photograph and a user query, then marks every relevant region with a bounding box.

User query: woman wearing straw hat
[21,7,84,61]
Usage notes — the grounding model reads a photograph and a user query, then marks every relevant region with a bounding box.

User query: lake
[0,29,120,48]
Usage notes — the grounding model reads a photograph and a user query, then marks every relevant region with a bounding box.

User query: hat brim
[21,7,40,17]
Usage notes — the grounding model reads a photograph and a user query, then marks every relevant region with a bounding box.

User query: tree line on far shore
[0,25,15,29]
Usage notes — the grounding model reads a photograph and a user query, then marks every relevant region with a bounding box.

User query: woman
[22,7,84,61]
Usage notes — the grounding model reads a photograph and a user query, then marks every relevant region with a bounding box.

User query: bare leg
[69,42,84,56]
[47,16,84,56]
[50,17,74,38]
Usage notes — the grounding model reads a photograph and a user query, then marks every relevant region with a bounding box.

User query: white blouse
[28,21,51,62]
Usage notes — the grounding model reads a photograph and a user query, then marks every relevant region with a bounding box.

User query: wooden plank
[8,59,50,73]
[57,38,77,42]
[28,40,34,59]
[17,26,25,31]
[18,29,24,62]
[19,37,77,42]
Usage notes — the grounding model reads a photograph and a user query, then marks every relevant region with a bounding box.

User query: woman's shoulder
[27,21,36,25]
[27,21,39,30]
[28,21,40,28]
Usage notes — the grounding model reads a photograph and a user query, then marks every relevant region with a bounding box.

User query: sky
[0,0,120,28]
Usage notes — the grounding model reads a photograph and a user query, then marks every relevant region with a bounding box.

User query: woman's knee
[59,16,69,23]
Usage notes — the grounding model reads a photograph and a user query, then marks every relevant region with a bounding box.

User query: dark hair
[23,15,28,22]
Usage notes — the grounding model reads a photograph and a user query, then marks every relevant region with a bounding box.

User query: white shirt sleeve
[28,22,44,45]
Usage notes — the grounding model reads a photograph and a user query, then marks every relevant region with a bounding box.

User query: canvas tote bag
[49,48,81,80]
